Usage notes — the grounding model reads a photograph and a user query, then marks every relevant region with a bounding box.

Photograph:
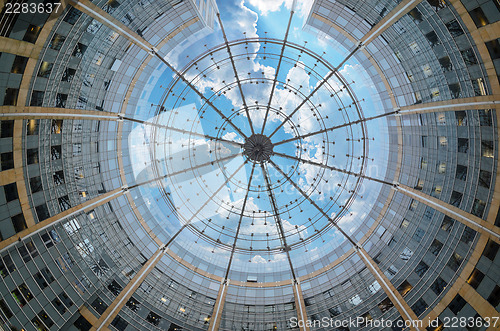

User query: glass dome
[0,0,498,330]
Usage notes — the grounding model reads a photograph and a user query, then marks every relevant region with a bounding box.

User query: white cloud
[245,0,314,18]
[251,255,267,263]
[246,0,292,16]
[250,253,287,263]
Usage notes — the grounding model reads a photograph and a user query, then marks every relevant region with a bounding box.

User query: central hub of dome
[244,134,273,162]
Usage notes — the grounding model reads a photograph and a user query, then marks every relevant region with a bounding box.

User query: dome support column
[207,280,229,331]
[361,0,423,45]
[398,96,499,115]
[0,188,124,253]
[397,185,500,243]
[92,245,167,331]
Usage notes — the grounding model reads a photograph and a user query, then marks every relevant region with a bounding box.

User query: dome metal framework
[0,0,499,330]
[148,36,371,256]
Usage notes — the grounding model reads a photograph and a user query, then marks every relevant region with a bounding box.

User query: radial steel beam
[223,163,257,279]
[261,164,297,278]
[216,12,255,134]
[131,152,243,189]
[208,163,255,331]
[268,43,363,139]
[0,107,243,146]
[261,162,309,331]
[273,152,395,186]
[268,159,421,330]
[69,0,247,139]
[123,116,243,147]
[273,110,400,146]
[261,0,297,134]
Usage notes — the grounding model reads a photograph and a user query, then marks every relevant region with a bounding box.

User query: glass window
[438,162,446,174]
[26,119,39,135]
[397,280,413,297]
[27,148,39,165]
[458,138,468,153]
[447,252,463,271]
[450,191,463,207]
[1,152,14,170]
[51,120,63,134]
[429,240,443,256]
[11,55,28,74]
[62,68,76,82]
[30,176,43,193]
[445,19,464,37]
[91,297,108,315]
[3,88,19,106]
[51,145,61,160]
[108,280,122,296]
[49,34,66,50]
[455,111,467,126]
[483,240,499,261]
[411,298,428,316]
[23,25,41,43]
[0,120,14,138]
[487,286,500,307]
[481,141,494,158]
[456,165,467,181]
[439,136,447,146]
[53,170,65,185]
[127,297,140,312]
[4,183,18,202]
[448,294,466,314]
[378,297,394,313]
[147,311,161,326]
[111,316,128,331]
[431,277,447,295]
[52,297,67,315]
[461,48,478,66]
[461,227,476,244]
[479,170,491,188]
[72,43,87,58]
[469,7,489,27]
[438,56,452,71]
[30,90,44,106]
[0,299,13,319]
[485,39,500,60]
[35,204,50,221]
[425,31,439,47]
[38,61,53,78]
[471,199,486,218]
[412,228,425,243]
[420,158,428,170]
[11,288,26,307]
[56,93,68,108]
[449,83,461,98]
[59,291,73,308]
[467,268,484,289]
[441,216,454,231]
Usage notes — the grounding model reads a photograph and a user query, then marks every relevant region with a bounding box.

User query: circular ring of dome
[144,37,371,255]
